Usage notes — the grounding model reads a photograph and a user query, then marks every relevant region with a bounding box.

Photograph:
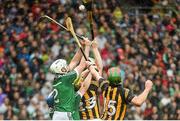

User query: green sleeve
[63,70,79,84]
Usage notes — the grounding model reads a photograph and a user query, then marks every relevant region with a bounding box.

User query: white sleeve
[74,68,79,82]
[74,68,79,77]
[76,91,83,98]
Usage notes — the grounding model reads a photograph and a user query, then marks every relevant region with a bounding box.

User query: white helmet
[50,59,68,74]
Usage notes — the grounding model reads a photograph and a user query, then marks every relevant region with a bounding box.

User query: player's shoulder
[54,70,76,80]
[122,87,131,97]
[67,70,77,75]
[60,70,77,78]
[53,77,63,87]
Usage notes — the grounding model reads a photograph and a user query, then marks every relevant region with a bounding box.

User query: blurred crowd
[0,0,179,120]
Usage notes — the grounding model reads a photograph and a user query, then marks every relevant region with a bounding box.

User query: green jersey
[52,70,79,112]
[72,92,82,120]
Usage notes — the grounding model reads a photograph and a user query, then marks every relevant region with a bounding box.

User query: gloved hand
[46,95,54,108]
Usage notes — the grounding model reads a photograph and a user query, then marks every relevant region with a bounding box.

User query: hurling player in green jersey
[47,37,92,120]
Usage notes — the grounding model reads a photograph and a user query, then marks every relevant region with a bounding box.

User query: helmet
[107,67,124,85]
[49,59,68,74]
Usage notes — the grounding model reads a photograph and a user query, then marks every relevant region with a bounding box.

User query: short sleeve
[76,91,83,98]
[62,70,79,84]
[74,68,79,77]
[124,88,135,104]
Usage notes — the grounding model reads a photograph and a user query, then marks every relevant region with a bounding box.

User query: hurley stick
[65,17,88,61]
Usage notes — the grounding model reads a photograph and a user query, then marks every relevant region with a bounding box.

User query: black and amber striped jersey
[99,78,135,120]
[79,80,100,120]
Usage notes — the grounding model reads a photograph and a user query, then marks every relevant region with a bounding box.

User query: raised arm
[78,72,92,96]
[86,61,102,81]
[68,48,82,71]
[86,61,110,93]
[81,69,90,78]
[74,37,91,74]
[91,40,103,75]
[131,80,153,106]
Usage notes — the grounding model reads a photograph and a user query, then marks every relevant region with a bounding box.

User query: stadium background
[0,0,179,120]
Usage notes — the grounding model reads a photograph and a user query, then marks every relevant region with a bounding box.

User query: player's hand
[83,37,91,46]
[86,60,93,69]
[86,60,91,68]
[145,80,153,91]
[80,38,85,46]
[91,40,98,48]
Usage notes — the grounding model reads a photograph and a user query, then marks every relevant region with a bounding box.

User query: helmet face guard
[49,59,68,74]
[107,67,123,85]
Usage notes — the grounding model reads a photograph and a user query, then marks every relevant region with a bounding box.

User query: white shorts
[52,111,73,120]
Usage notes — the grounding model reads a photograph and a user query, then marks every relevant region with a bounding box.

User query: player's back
[79,80,100,119]
[53,70,78,112]
[101,85,129,120]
